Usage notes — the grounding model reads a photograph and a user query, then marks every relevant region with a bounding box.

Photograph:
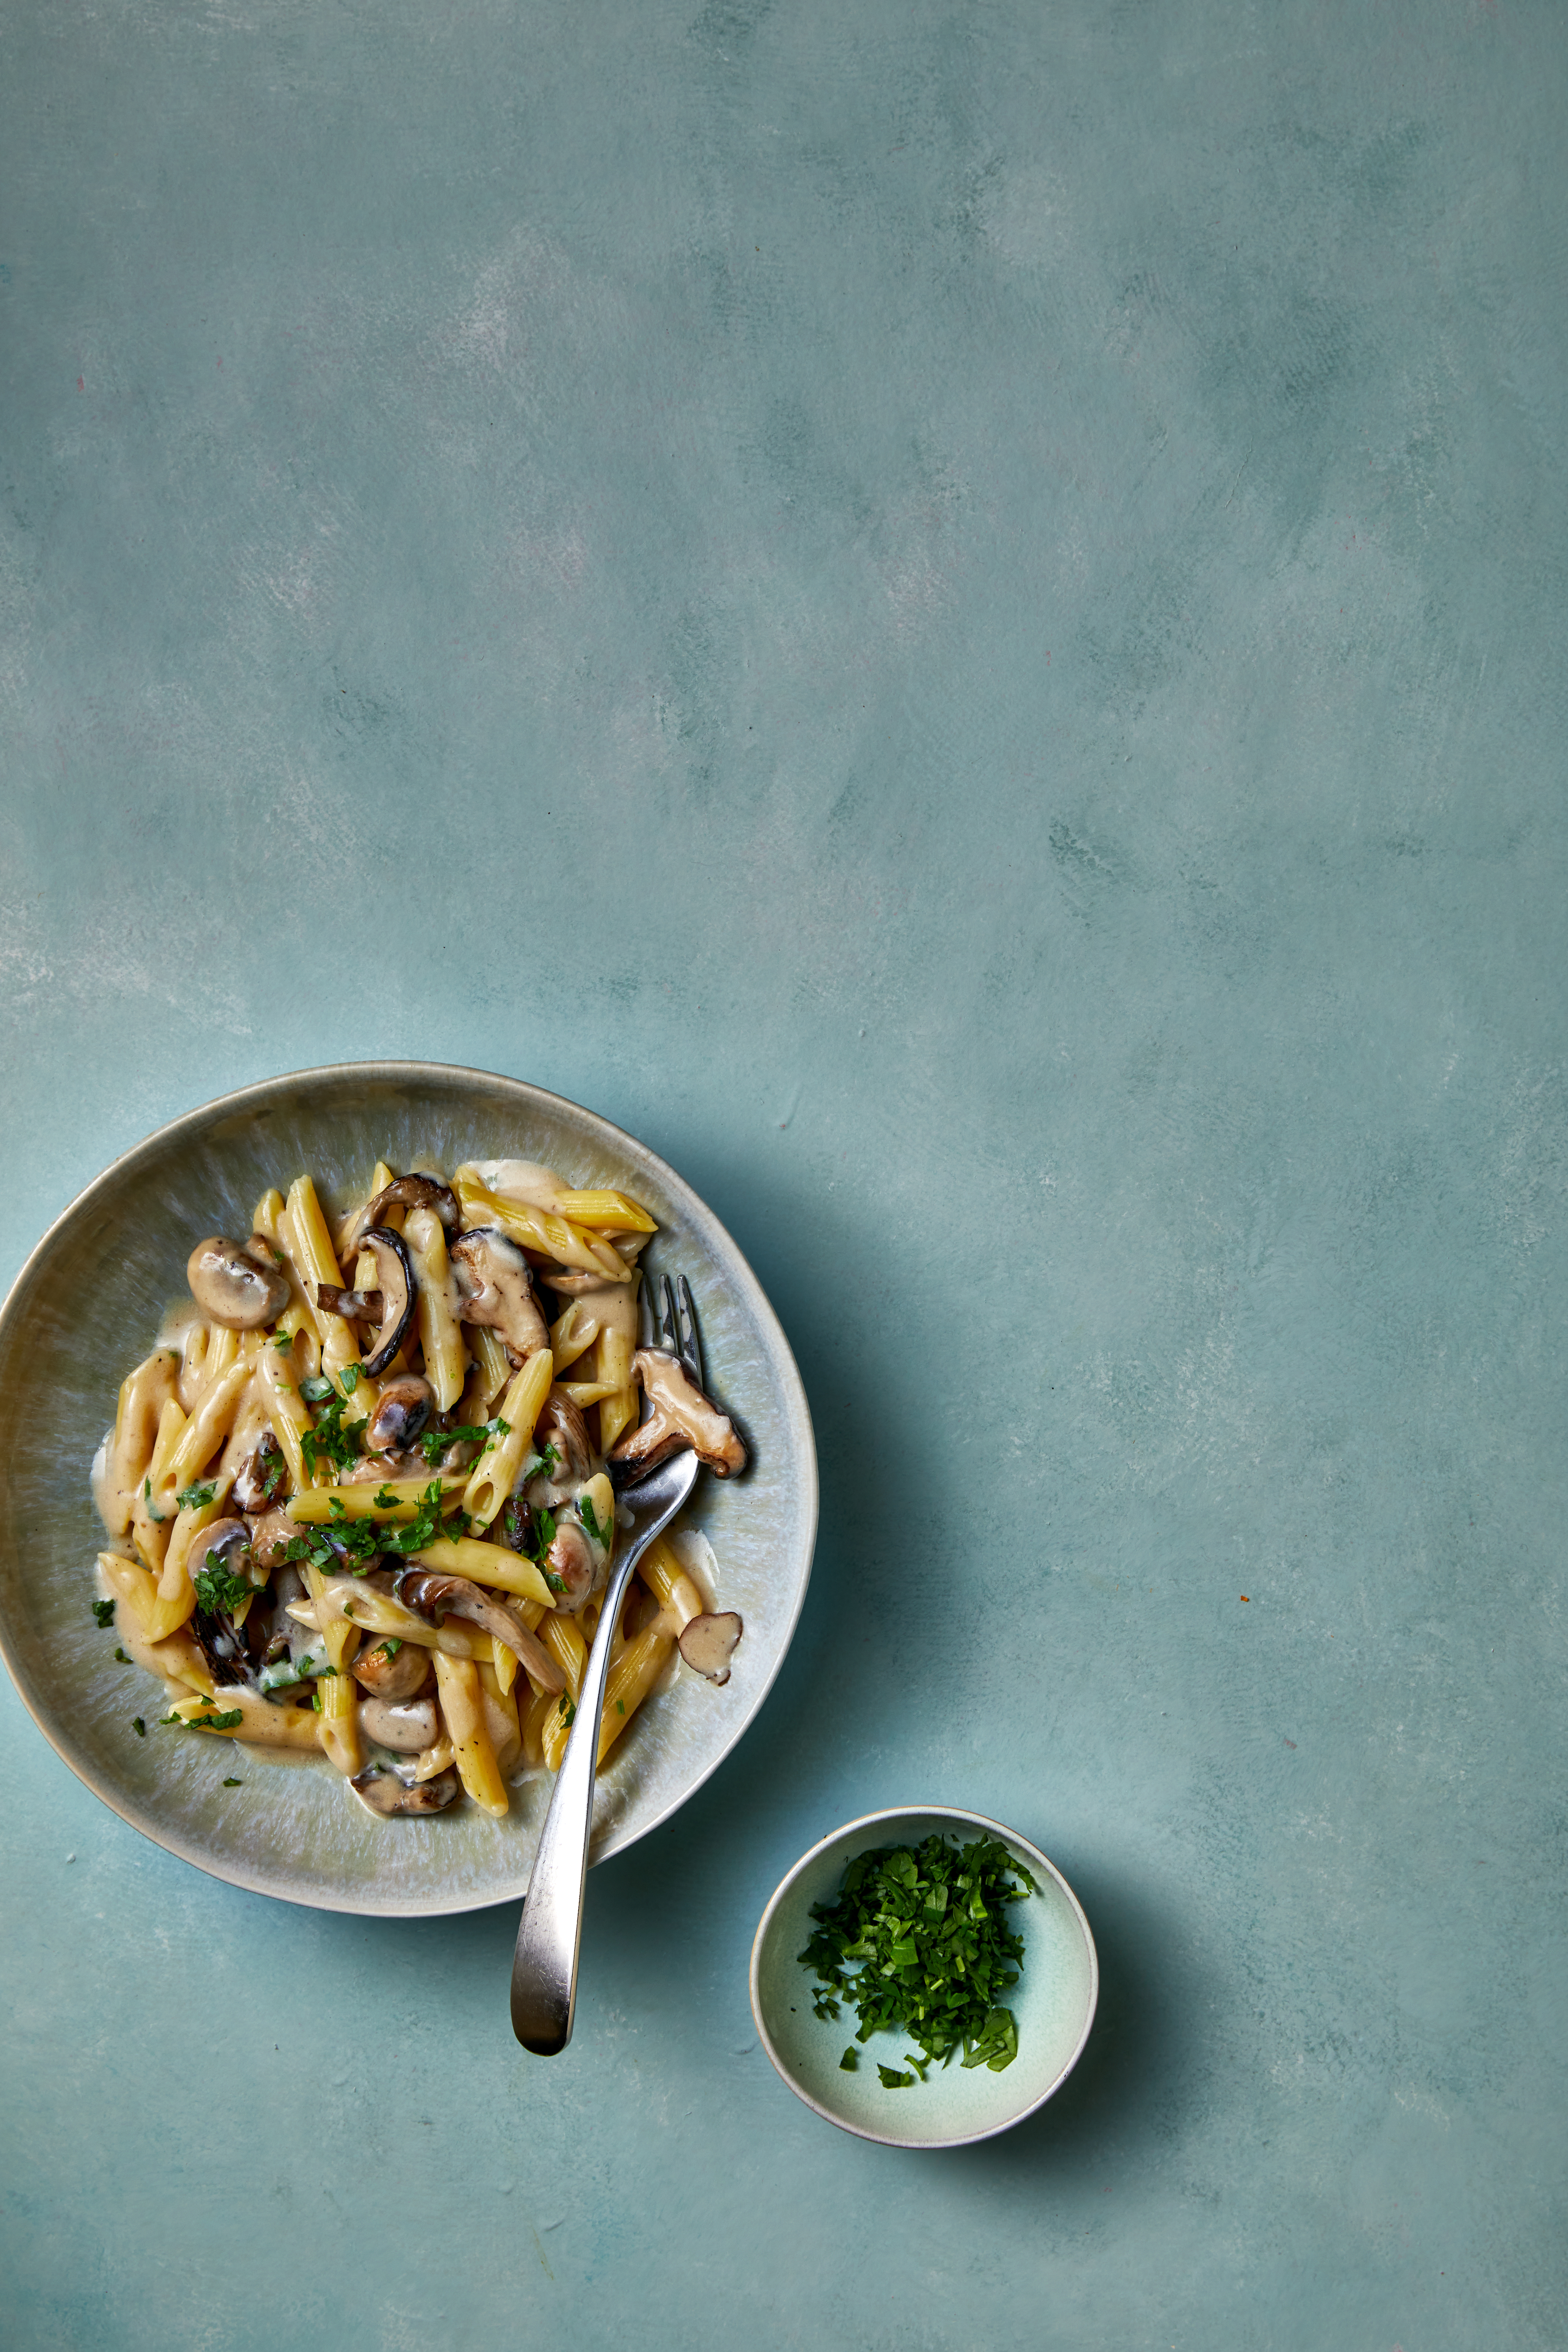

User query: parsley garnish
[417,1413,509,1467]
[614,1699,625,1716]
[175,1480,217,1513]
[132,1717,146,1736]
[557,1697,577,1726]
[193,1554,253,1617]
[839,2047,859,2071]
[273,1328,295,1350]
[299,1372,369,1478]
[579,1494,608,1546]
[381,1638,402,1659]
[796,1834,1032,2085]
[263,1455,286,1497]
[340,1364,363,1394]
[115,1647,131,1663]
[222,1776,243,1786]
[92,1599,115,1627]
[142,1476,166,1524]
[161,1705,244,1731]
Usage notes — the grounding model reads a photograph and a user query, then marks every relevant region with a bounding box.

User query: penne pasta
[453,1173,630,1281]
[461,1349,554,1529]
[404,1203,467,1411]
[288,1474,467,1523]
[286,1175,362,1384]
[433,1652,508,1816]
[405,1535,555,1608]
[163,1359,251,1497]
[103,1348,180,1536]
[637,1533,706,1632]
[468,1325,513,1412]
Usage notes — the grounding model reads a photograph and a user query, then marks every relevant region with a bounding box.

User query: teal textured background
[2,3,1565,2346]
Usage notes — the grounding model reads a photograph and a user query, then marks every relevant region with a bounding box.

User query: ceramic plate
[750,1806,1097,2147]
[0,1063,816,1915]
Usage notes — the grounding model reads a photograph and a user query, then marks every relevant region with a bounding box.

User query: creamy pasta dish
[92,1158,746,1818]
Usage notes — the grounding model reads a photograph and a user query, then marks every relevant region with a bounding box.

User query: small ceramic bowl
[750,1805,1097,2148]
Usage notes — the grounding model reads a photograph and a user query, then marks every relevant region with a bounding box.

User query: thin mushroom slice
[394,1570,566,1695]
[545,1514,597,1612]
[534,1392,595,1488]
[187,1235,291,1330]
[352,1229,417,1376]
[449,1227,550,1364]
[351,1764,461,1816]
[677,1610,744,1685]
[233,1429,287,1515]
[316,1283,383,1321]
[341,1175,459,1257]
[610,1349,747,1485]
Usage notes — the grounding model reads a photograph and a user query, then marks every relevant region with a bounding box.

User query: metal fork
[510,1275,709,2055]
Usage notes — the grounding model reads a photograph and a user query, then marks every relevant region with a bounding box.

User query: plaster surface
[2,5,1565,2348]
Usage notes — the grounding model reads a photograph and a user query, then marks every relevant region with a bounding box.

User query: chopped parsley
[557,1697,577,1726]
[92,1598,116,1628]
[417,1413,509,1468]
[579,1494,608,1546]
[380,1638,403,1659]
[115,1647,131,1663]
[273,1328,295,1350]
[614,1699,625,1716]
[175,1480,217,1513]
[273,1476,470,1582]
[222,1776,243,1786]
[161,1705,244,1731]
[132,1716,146,1736]
[839,2047,859,2071]
[299,1372,369,1479]
[795,1834,1032,2085]
[142,1476,166,1524]
[263,1454,286,1498]
[193,1554,253,1618]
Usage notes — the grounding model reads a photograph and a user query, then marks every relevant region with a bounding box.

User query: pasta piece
[144,1395,190,1520]
[452,1173,629,1282]
[637,1533,706,1632]
[412,1733,455,1784]
[590,1276,640,1455]
[316,1630,362,1777]
[162,1688,322,1750]
[598,1621,676,1762]
[468,1325,512,1412]
[559,1380,616,1408]
[405,1203,467,1411]
[540,1611,586,1703]
[433,1653,508,1816]
[551,1188,658,1233]
[461,1349,554,1529]
[288,1473,466,1523]
[405,1534,555,1608]
[151,1482,235,1641]
[548,1301,600,1373]
[476,1659,523,1778]
[490,1635,517,1699]
[103,1349,179,1536]
[286,1175,362,1384]
[163,1359,251,1497]
[292,1581,498,1661]
[520,1685,553,1768]
[257,1344,313,1497]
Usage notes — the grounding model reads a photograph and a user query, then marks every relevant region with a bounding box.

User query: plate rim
[0,1059,818,1916]
[748,1802,1098,2149]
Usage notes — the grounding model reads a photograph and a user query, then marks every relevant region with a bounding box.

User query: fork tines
[657,1273,706,1389]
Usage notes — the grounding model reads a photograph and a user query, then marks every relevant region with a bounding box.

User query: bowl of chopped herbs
[749,1806,1097,2147]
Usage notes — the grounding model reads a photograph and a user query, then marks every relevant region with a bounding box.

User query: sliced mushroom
[249,1507,305,1571]
[610,1349,747,1483]
[351,1764,460,1816]
[394,1570,566,1694]
[184,1519,260,1686]
[233,1429,287,1515]
[449,1228,550,1365]
[358,1694,440,1752]
[257,1563,331,1694]
[365,1374,435,1454]
[316,1282,383,1321]
[545,1514,598,1611]
[352,1229,416,1376]
[341,1175,459,1258]
[351,1636,433,1702]
[187,1235,290,1330]
[535,1392,595,1487]
[677,1610,743,1685]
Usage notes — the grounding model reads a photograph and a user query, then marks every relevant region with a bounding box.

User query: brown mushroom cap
[610,1349,746,1482]
[450,1227,550,1365]
[365,1374,435,1454]
[341,1175,458,1258]
[187,1235,290,1329]
[232,1429,287,1515]
[677,1610,743,1684]
[357,1693,440,1752]
[350,1764,460,1816]
[546,1514,597,1611]
[350,1636,434,1702]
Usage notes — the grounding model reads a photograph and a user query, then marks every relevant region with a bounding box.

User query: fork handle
[510,1506,678,2053]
